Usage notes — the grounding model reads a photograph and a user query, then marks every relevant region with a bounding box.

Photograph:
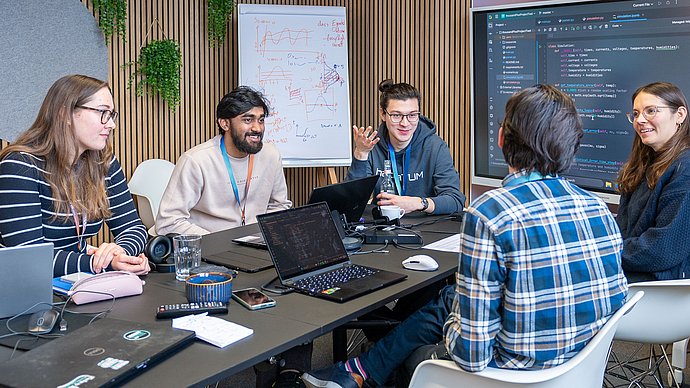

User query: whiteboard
[238,4,351,167]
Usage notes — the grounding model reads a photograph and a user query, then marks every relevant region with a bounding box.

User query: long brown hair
[618,82,690,194]
[0,74,113,220]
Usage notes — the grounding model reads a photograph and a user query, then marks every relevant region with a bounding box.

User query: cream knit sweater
[156,135,291,235]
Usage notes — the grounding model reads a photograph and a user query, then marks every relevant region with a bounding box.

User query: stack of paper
[172,313,253,348]
[423,234,461,253]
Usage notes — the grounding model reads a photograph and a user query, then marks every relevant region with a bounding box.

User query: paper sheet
[172,313,253,348]
[423,234,461,253]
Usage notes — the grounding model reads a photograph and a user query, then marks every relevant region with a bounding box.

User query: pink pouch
[68,271,144,305]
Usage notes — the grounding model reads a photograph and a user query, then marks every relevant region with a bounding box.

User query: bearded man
[156,86,291,235]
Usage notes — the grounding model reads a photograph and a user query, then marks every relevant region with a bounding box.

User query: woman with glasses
[0,74,150,277]
[617,81,690,281]
[346,80,465,215]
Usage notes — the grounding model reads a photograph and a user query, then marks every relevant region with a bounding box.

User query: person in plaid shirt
[302,84,628,388]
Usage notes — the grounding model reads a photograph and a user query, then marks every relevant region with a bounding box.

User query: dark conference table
[57,215,461,387]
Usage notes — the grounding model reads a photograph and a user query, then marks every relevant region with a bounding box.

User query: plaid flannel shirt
[444,170,628,371]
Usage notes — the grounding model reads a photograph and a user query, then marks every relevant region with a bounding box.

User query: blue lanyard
[220,137,254,226]
[388,142,410,195]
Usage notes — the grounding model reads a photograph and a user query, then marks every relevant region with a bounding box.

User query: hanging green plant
[92,0,127,41]
[127,39,182,111]
[208,0,234,47]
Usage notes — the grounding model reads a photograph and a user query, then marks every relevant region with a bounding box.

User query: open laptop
[0,243,54,319]
[257,202,407,303]
[0,317,195,388]
[230,208,349,252]
[307,175,379,224]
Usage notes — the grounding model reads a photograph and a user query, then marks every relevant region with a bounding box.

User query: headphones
[144,234,175,272]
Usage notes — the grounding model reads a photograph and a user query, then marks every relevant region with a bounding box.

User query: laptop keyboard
[294,265,379,293]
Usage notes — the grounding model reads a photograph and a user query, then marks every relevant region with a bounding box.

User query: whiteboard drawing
[239,5,351,167]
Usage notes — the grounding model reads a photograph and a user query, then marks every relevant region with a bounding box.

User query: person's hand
[376,192,432,214]
[88,243,126,273]
[111,253,150,275]
[352,125,380,160]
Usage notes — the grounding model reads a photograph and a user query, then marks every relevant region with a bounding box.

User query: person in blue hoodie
[617,82,690,282]
[344,80,466,345]
[346,80,465,215]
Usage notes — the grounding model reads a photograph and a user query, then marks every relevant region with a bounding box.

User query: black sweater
[617,149,690,280]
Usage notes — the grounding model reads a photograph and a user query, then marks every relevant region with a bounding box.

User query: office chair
[407,291,644,388]
[128,159,175,236]
[605,279,690,388]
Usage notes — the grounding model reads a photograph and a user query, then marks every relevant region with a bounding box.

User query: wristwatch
[420,197,429,212]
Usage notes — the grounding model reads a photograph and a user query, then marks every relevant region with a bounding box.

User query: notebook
[307,175,379,224]
[203,247,274,273]
[257,202,407,303]
[231,233,267,250]
[0,243,54,319]
[0,317,195,388]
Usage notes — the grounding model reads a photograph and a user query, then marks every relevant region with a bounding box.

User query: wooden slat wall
[346,0,471,201]
[4,0,471,244]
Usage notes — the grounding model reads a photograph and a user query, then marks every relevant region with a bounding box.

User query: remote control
[156,301,228,319]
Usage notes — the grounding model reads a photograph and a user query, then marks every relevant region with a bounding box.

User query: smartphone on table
[232,287,276,310]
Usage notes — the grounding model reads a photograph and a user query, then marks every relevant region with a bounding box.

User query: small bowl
[185,272,234,303]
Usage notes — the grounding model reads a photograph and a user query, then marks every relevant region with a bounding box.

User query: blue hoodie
[345,115,465,214]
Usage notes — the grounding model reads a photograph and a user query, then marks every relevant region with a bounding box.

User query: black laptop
[307,175,379,224]
[0,318,195,388]
[257,202,407,303]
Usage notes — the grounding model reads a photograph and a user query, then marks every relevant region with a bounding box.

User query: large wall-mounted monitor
[472,0,690,204]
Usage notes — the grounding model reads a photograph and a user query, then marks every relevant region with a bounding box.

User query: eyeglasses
[626,106,673,124]
[77,106,119,124]
[384,110,420,124]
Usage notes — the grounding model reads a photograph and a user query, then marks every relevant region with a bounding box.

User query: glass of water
[173,235,202,281]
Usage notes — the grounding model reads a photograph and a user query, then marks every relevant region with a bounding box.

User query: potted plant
[208,0,234,47]
[128,39,182,110]
[93,0,127,41]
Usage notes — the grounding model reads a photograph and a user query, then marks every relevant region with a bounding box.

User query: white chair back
[128,159,175,233]
[409,292,644,388]
[614,279,690,344]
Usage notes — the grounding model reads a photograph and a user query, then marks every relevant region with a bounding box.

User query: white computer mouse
[402,254,439,272]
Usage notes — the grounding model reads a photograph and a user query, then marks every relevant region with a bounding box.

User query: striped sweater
[0,152,148,277]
